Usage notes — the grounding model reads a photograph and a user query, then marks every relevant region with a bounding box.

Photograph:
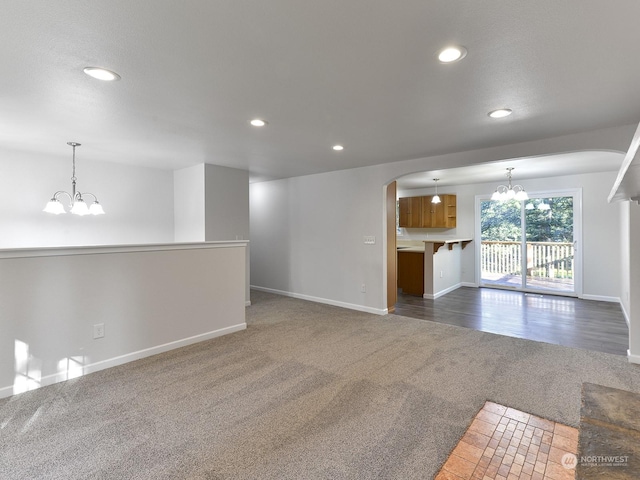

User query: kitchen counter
[396,245,425,253]
[397,238,473,299]
[397,238,473,254]
[424,238,473,254]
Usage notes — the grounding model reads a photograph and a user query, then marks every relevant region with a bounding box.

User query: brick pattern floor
[436,401,579,480]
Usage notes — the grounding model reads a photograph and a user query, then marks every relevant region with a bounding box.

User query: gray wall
[204,164,250,242]
[250,124,634,314]
[174,163,250,301]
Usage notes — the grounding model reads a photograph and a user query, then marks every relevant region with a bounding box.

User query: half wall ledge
[0,241,248,399]
[426,238,473,254]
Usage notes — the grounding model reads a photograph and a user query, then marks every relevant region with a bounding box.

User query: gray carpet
[2,290,640,479]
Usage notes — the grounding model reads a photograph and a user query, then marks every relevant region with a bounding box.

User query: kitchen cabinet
[398,196,423,228]
[422,194,456,228]
[399,194,456,228]
[397,250,424,296]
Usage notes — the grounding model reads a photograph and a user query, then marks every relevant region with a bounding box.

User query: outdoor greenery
[481,197,574,242]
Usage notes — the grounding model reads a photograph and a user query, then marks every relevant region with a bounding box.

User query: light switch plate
[93,323,105,339]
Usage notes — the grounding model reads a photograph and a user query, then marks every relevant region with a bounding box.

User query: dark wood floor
[394,287,629,356]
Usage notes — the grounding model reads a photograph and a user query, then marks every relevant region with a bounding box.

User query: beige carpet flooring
[2,290,640,479]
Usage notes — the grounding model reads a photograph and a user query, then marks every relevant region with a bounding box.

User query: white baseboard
[628,350,640,364]
[250,285,388,315]
[620,302,630,328]
[581,294,620,303]
[245,301,252,307]
[0,323,247,400]
[461,282,478,288]
[423,283,463,300]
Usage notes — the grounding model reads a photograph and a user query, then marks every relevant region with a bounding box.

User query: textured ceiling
[2,1,640,183]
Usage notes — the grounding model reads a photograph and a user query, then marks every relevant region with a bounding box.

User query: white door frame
[474,188,583,297]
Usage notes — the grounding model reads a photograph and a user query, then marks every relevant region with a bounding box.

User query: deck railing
[481,241,574,279]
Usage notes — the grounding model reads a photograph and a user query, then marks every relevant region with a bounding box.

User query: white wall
[250,167,385,313]
[250,124,634,313]
[0,150,174,248]
[424,243,464,298]
[174,164,206,242]
[628,202,640,361]
[0,243,247,398]
[399,171,622,300]
[620,201,631,320]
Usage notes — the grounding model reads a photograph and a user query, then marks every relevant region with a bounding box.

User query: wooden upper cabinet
[399,194,456,228]
[445,194,457,228]
[422,195,442,227]
[398,196,423,227]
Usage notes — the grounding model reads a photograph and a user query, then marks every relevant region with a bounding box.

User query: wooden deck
[394,286,628,356]
[481,273,574,293]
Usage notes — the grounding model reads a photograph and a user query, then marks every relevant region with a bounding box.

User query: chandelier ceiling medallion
[491,167,528,201]
[43,142,105,216]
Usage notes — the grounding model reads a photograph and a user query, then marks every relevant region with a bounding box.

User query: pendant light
[432,178,441,204]
[491,168,528,201]
[44,142,105,216]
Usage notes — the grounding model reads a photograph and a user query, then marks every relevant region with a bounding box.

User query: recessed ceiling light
[332,145,344,151]
[488,109,513,119]
[83,67,121,81]
[438,46,467,63]
[250,119,267,127]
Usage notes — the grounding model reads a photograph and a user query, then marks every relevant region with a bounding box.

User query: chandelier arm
[52,190,74,205]
[79,192,100,202]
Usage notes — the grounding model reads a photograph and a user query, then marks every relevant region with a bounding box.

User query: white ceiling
[396,151,624,190]
[2,1,640,184]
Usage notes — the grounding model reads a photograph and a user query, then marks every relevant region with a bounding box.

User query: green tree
[481,197,573,242]
[525,197,573,242]
[481,200,521,241]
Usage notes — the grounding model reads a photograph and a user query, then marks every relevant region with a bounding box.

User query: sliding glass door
[477,190,581,296]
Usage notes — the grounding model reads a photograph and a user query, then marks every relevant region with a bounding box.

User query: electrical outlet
[363,236,376,245]
[361,284,366,293]
[93,323,105,339]
[440,270,444,278]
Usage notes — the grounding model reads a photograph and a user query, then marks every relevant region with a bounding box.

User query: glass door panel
[524,196,574,293]
[479,191,579,296]
[480,199,522,288]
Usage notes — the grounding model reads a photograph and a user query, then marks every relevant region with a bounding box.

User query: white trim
[250,285,388,315]
[245,301,252,307]
[461,282,478,288]
[423,283,463,300]
[474,189,583,296]
[609,121,640,202]
[620,301,630,328]
[0,241,249,260]
[581,294,621,303]
[0,323,246,400]
[628,350,640,364]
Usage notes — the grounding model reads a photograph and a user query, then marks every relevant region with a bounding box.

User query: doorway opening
[476,189,582,296]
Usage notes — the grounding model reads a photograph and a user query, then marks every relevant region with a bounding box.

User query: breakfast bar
[397,238,472,299]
